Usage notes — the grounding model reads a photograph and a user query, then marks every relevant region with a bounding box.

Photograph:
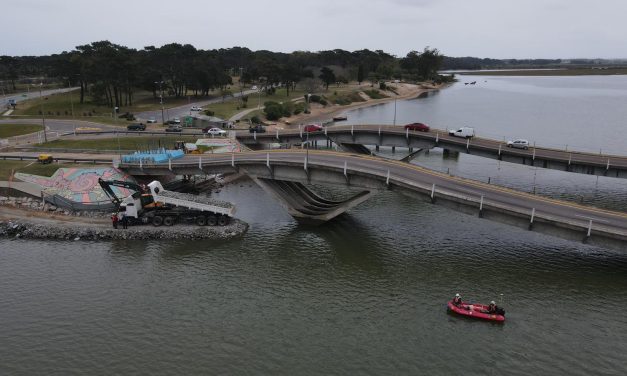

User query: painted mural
[15,167,135,204]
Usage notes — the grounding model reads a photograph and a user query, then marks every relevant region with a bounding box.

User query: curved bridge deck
[119,150,627,252]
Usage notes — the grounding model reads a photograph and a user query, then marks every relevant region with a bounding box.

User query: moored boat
[447,300,505,322]
[333,115,348,121]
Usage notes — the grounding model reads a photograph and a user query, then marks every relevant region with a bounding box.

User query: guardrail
[0,155,112,163]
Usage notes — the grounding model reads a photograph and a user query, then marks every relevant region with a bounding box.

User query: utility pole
[393,97,397,126]
[155,81,165,124]
[38,83,47,143]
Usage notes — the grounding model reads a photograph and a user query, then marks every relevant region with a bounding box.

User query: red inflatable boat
[447,301,506,322]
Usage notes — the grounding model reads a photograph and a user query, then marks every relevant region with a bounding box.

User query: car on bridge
[449,127,475,138]
[204,127,227,136]
[249,125,266,133]
[127,123,146,131]
[404,122,430,132]
[304,124,323,132]
[165,125,182,132]
[507,139,530,149]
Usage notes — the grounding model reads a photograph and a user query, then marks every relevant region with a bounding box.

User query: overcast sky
[4,0,625,59]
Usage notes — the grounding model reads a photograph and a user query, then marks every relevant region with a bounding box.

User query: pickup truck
[127,123,146,131]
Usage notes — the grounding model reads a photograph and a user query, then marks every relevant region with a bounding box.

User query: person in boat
[486,301,498,314]
[452,293,463,307]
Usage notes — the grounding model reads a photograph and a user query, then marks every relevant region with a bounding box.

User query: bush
[319,98,328,106]
[309,94,321,103]
[204,110,215,116]
[264,101,285,120]
[251,116,261,124]
[293,102,306,115]
[379,82,387,90]
[363,90,387,99]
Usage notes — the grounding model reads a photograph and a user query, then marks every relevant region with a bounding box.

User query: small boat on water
[447,300,505,322]
[333,115,348,121]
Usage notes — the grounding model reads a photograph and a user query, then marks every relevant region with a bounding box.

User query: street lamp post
[393,97,397,126]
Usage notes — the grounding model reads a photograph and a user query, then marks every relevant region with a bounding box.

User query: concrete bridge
[119,150,627,252]
[237,124,627,179]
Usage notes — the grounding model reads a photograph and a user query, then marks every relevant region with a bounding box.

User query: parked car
[165,125,182,132]
[303,124,323,132]
[191,106,202,111]
[204,127,227,136]
[249,125,266,133]
[448,127,475,138]
[127,123,146,131]
[507,139,530,150]
[37,154,53,164]
[404,122,430,132]
[146,117,157,123]
[172,118,181,124]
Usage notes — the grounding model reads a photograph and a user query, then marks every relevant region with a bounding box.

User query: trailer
[146,181,235,226]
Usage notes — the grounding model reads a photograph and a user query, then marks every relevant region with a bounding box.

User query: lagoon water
[2,76,627,375]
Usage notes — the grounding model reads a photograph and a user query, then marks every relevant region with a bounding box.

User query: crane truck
[98,178,235,226]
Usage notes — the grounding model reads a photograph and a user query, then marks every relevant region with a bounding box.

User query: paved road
[136,89,259,123]
[151,150,627,235]
[0,118,121,134]
[2,87,79,106]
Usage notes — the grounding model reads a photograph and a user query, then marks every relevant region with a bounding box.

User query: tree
[319,66,336,90]
[357,64,364,84]
[400,47,443,81]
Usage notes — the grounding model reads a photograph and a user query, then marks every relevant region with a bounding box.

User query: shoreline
[279,82,450,127]
[0,205,248,241]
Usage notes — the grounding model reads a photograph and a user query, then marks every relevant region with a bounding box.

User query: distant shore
[457,68,627,76]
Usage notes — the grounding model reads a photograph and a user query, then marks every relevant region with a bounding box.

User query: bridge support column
[375,145,379,152]
[392,146,396,153]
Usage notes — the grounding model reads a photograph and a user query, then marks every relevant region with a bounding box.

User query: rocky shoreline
[0,195,249,241]
[0,217,249,241]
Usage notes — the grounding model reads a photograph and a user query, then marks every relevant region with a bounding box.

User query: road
[153,150,627,234]
[136,89,259,123]
[237,124,627,169]
[2,87,79,106]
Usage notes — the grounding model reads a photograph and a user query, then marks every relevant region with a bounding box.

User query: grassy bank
[0,160,90,180]
[0,124,42,138]
[459,68,627,76]
[39,136,201,151]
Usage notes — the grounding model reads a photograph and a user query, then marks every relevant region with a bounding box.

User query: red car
[303,124,323,132]
[404,122,430,132]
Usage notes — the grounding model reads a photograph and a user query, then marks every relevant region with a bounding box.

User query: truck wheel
[207,215,217,226]
[218,215,228,226]
[164,216,175,226]
[196,216,207,226]
[152,216,164,226]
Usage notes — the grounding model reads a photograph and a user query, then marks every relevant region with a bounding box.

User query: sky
[3,0,626,59]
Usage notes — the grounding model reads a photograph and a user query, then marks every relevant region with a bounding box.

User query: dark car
[127,123,146,131]
[249,125,266,133]
[303,124,323,132]
[404,122,430,132]
[165,126,182,132]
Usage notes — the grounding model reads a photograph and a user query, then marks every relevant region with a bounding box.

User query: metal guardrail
[0,155,112,163]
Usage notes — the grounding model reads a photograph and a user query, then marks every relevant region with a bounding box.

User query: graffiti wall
[15,167,135,204]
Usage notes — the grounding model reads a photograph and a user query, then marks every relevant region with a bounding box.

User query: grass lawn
[0,124,42,138]
[205,87,308,120]
[39,136,201,151]
[0,160,91,180]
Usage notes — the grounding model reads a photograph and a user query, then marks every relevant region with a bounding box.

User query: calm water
[2,76,627,375]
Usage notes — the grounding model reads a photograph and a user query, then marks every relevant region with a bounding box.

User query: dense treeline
[0,42,451,107]
[3,43,626,107]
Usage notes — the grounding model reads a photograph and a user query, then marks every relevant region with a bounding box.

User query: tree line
[0,43,451,107]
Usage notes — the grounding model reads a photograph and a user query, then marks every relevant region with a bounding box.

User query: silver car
[507,139,529,150]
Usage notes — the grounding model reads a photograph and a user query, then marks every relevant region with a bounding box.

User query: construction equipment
[98,178,235,226]
[37,154,53,164]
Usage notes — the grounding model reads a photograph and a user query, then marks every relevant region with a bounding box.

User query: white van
[448,127,475,139]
